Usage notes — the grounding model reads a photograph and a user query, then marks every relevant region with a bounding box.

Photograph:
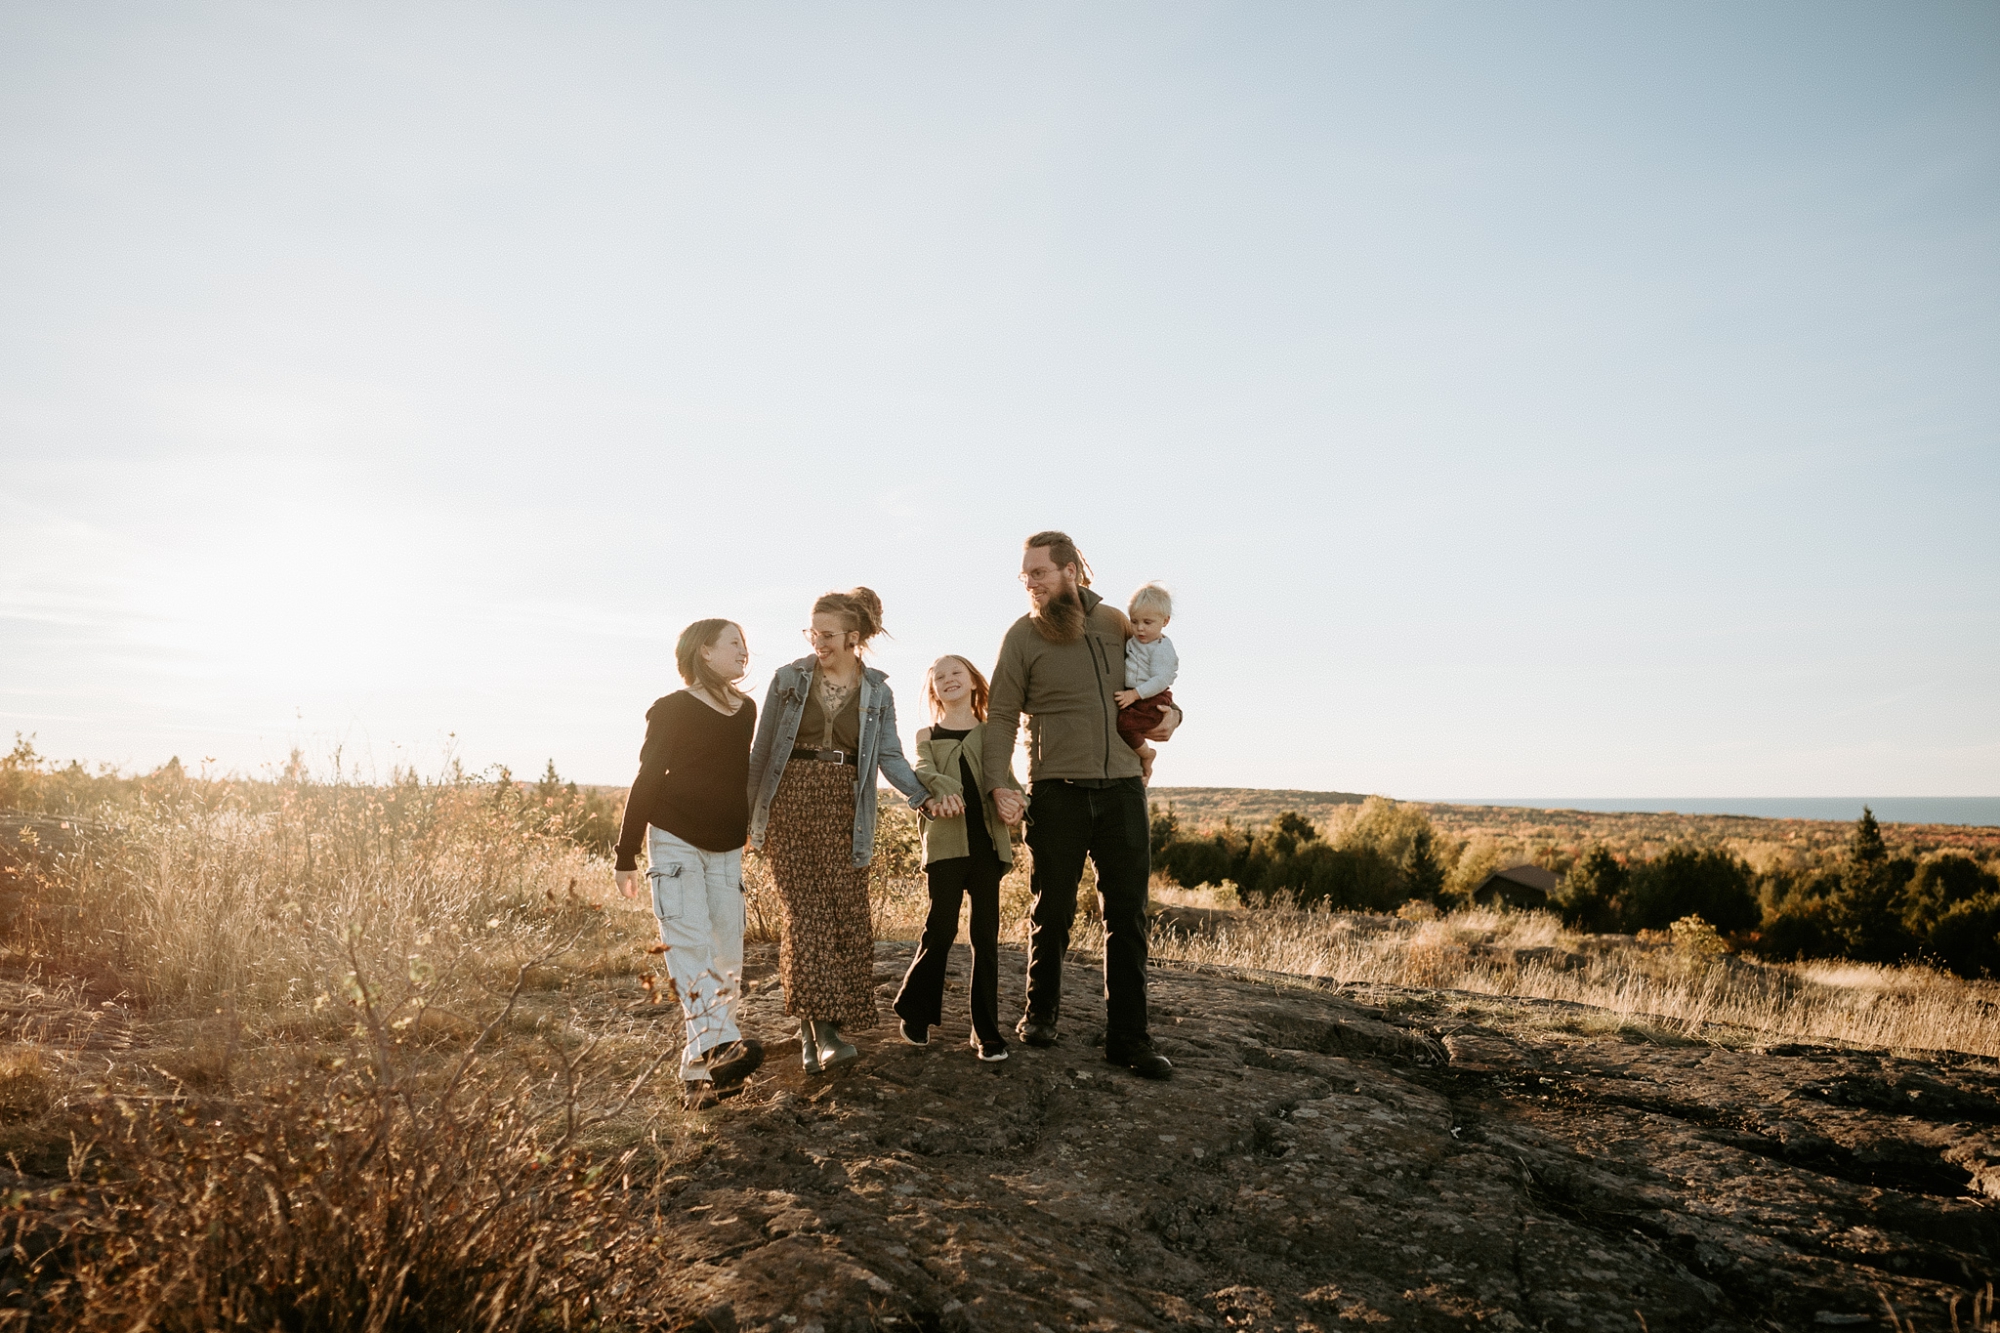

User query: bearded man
[982,530,1181,1079]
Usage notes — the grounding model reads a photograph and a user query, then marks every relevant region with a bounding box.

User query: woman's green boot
[816,1022,859,1069]
[799,1019,823,1075]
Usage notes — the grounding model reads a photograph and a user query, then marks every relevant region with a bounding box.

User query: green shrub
[1153,807,1421,911]
[1919,895,2000,978]
[1901,854,2000,977]
[1622,846,1758,934]
[1554,846,1627,932]
[1259,842,1406,912]
[1757,904,1837,961]
[1330,796,1436,868]
[1155,827,1245,891]
[1670,913,1728,962]
[1902,854,1999,931]
[1752,868,1840,960]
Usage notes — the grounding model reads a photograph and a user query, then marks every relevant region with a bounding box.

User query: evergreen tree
[1829,807,1915,962]
[1399,827,1446,903]
[534,759,564,805]
[1848,806,1886,867]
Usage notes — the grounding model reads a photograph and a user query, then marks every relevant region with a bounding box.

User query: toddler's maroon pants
[1116,687,1174,750]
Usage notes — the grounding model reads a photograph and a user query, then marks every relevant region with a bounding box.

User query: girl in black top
[614,619,763,1108]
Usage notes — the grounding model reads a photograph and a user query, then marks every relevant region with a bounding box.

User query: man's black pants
[1022,777,1150,1050]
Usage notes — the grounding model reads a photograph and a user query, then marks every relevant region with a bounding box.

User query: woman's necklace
[818,672,857,719]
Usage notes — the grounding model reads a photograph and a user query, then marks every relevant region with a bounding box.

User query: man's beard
[1030,584,1085,644]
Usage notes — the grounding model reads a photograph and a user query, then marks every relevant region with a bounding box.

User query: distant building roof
[1488,864,1559,893]
[1471,862,1561,908]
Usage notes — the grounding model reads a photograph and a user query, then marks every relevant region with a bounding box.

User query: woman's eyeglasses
[801,628,847,645]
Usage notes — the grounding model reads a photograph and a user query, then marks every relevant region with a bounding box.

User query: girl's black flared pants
[893,851,1006,1046]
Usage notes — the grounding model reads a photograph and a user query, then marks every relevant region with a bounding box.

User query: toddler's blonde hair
[1128,582,1173,619]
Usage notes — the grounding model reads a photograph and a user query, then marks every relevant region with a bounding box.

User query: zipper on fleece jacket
[1087,626,1111,775]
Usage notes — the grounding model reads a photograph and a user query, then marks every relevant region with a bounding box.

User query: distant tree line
[1152,800,2000,978]
[1551,808,2000,974]
[1152,798,1446,915]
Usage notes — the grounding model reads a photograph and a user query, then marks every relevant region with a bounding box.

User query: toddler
[1114,582,1177,782]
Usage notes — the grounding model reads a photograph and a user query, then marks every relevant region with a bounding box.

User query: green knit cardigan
[913,721,1020,867]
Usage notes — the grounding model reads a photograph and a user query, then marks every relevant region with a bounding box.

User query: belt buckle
[819,749,846,764]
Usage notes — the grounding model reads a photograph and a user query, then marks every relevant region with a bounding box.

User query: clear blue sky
[2,3,1995,797]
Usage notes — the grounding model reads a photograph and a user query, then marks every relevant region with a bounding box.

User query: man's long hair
[1025,530,1092,587]
[1026,530,1089,643]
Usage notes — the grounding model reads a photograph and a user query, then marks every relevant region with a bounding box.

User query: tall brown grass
[6,960,671,1332]
[0,751,690,1328]
[1145,888,2000,1057]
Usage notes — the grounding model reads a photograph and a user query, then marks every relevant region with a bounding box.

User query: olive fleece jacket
[981,586,1145,789]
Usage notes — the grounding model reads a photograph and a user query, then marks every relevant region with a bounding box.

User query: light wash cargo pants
[646,826,746,1081]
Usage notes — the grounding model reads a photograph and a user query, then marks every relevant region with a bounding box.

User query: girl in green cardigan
[892,655,1023,1061]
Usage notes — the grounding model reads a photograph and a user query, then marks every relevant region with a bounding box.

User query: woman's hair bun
[844,587,883,640]
[812,587,886,648]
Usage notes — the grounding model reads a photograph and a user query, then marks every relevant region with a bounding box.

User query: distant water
[1438,797,2000,827]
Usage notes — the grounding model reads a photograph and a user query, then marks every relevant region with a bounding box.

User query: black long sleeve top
[614,690,756,870]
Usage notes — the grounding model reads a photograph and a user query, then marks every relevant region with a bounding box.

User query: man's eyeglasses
[1018,568,1063,586]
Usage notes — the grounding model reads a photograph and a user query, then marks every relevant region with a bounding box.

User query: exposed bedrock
[651,942,2000,1331]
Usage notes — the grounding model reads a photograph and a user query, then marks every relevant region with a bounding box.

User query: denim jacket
[747,657,929,869]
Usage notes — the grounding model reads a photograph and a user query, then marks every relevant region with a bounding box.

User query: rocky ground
[658,941,2000,1333]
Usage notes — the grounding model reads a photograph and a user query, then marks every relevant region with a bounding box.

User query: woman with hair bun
[747,588,931,1073]
[614,618,764,1110]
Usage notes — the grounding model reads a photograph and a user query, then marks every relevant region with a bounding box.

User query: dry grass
[0,763,705,1328]
[28,788,612,1019]
[1141,887,2000,1057]
[7,962,675,1332]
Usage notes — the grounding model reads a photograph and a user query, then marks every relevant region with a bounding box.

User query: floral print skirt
[765,761,878,1029]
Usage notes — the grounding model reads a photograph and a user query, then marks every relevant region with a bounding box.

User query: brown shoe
[682,1079,720,1110]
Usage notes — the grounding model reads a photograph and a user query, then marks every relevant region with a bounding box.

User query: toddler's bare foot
[1137,743,1156,783]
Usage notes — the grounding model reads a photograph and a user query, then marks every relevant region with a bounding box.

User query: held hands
[1113,689,1139,709]
[922,794,966,819]
[992,788,1026,825]
[615,869,642,900]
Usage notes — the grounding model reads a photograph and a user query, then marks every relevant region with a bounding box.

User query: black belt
[791,747,858,766]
